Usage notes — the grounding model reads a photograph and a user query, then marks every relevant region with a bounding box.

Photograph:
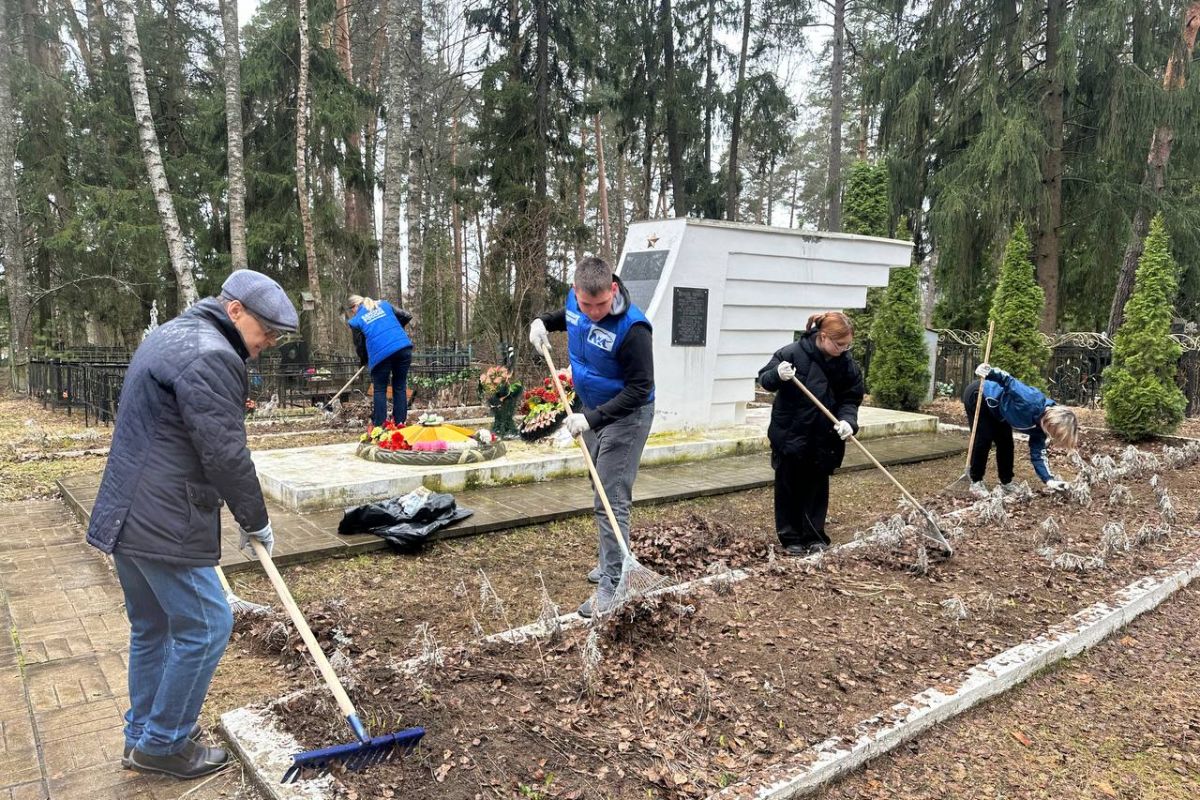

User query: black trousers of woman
[962,379,1015,484]
[772,450,831,549]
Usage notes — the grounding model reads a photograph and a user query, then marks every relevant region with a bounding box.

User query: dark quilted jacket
[85,299,269,566]
[757,332,865,473]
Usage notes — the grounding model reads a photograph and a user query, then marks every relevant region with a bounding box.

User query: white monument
[614,219,914,432]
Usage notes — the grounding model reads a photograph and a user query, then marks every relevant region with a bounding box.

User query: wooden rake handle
[249,539,361,726]
[788,376,949,551]
[322,365,366,411]
[540,346,633,561]
[965,320,996,472]
[214,564,234,595]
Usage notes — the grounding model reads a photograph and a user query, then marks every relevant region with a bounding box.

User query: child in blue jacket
[963,363,1078,494]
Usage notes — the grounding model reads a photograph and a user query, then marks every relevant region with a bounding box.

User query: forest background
[1,0,1199,370]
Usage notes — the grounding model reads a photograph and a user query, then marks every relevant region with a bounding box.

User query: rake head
[282,726,425,783]
[225,591,272,618]
[612,557,672,606]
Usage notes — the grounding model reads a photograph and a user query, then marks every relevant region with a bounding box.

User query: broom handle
[789,376,940,530]
[323,365,366,411]
[540,346,634,560]
[964,320,996,474]
[249,540,362,730]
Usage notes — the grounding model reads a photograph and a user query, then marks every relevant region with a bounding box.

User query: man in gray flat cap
[87,269,298,779]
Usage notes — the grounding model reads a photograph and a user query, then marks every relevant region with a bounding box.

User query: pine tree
[1103,215,1186,440]
[988,224,1050,387]
[868,261,928,410]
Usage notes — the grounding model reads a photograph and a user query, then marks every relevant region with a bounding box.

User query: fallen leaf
[1010,730,1033,747]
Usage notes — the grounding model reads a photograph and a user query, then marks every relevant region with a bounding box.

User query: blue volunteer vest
[565,289,654,409]
[348,301,412,371]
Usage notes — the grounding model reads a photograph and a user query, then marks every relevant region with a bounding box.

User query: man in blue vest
[529,256,655,617]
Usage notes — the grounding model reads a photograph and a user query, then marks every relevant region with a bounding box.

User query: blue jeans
[371,346,413,426]
[114,553,233,756]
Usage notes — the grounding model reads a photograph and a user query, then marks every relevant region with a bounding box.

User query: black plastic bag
[338,488,473,550]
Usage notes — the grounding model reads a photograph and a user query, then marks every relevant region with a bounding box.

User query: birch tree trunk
[218,0,247,271]
[0,0,32,388]
[1107,1,1200,334]
[295,0,328,348]
[116,0,197,307]
[381,0,405,301]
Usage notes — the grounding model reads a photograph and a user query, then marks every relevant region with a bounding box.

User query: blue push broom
[248,540,425,783]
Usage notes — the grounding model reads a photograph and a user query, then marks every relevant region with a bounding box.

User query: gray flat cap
[221,270,300,333]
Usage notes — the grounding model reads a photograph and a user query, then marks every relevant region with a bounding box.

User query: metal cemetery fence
[933,330,1200,415]
[28,344,475,425]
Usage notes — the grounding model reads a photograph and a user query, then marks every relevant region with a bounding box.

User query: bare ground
[820,583,1200,800]
[229,436,1200,798]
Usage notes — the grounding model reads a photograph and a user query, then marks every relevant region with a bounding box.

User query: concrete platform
[252,406,938,512]
[58,426,965,575]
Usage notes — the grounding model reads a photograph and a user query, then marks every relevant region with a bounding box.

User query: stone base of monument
[252,406,938,513]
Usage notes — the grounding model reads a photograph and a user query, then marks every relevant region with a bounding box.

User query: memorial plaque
[621,250,669,310]
[671,286,708,346]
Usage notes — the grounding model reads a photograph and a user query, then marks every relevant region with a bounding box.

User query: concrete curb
[219,706,335,800]
[708,548,1200,799]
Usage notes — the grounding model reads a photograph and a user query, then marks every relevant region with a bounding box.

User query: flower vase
[488,385,522,439]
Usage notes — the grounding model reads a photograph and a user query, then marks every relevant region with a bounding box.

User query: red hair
[806,311,854,339]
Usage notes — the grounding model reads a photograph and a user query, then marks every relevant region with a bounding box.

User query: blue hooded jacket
[982,368,1055,482]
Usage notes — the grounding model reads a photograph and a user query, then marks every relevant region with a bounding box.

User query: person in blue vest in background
[347,294,414,426]
[964,363,1079,495]
[529,256,655,618]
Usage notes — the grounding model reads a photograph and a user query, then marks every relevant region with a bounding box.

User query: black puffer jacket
[86,298,269,566]
[758,332,865,473]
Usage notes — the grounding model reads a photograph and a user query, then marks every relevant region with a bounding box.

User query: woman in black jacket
[758,311,865,556]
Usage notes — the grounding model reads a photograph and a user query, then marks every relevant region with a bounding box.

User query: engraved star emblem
[646,234,659,248]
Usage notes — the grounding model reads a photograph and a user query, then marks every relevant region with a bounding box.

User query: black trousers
[962,379,1014,484]
[772,450,831,549]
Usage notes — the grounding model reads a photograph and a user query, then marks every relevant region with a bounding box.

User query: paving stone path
[0,501,257,800]
[4,431,962,798]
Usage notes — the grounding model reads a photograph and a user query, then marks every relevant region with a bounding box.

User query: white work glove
[240,522,274,556]
[1045,479,1069,493]
[564,413,590,437]
[529,319,550,354]
[833,420,853,440]
[974,363,992,378]
[776,361,796,382]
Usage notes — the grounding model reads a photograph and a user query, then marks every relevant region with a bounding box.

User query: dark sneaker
[128,739,229,779]
[781,544,810,557]
[578,579,617,618]
[586,566,603,584]
[122,723,205,769]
